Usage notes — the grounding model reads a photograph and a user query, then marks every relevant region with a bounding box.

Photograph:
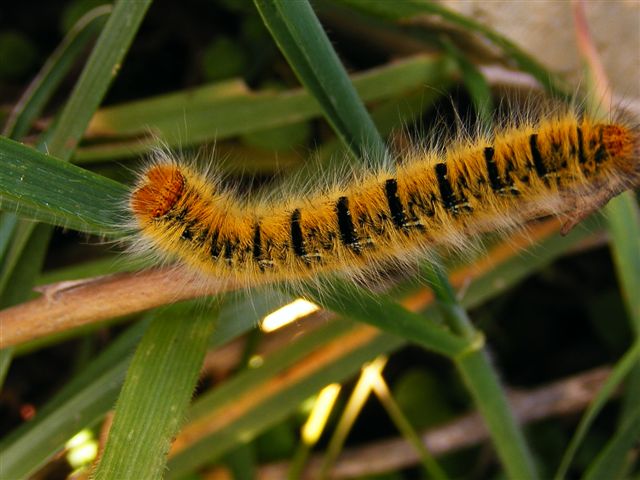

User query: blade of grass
[583,403,640,480]
[606,193,640,330]
[78,54,454,161]
[606,192,640,439]
[555,339,640,479]
[335,0,569,96]
[571,1,640,470]
[438,37,493,126]
[167,321,405,478]
[0,291,284,478]
[2,5,111,139]
[93,300,219,479]
[46,0,153,159]
[0,214,19,262]
[424,262,537,480]
[298,279,468,358]
[256,2,537,478]
[369,367,449,480]
[254,0,387,161]
[0,321,147,480]
[0,136,127,234]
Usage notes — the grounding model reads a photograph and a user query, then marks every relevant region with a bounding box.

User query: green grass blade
[0,136,127,234]
[424,262,536,479]
[0,348,13,386]
[255,3,538,477]
[583,404,640,480]
[0,0,152,392]
[170,221,598,477]
[336,0,568,96]
[0,293,282,478]
[0,321,146,479]
[438,37,493,126]
[253,0,386,161]
[456,349,537,479]
[78,55,453,161]
[605,193,640,331]
[555,339,640,479]
[94,301,218,479]
[0,220,44,297]
[2,6,111,139]
[299,279,468,357]
[606,194,640,435]
[46,0,153,160]
[167,320,405,478]
[0,214,19,261]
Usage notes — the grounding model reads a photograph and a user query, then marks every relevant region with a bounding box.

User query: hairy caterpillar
[128,113,639,286]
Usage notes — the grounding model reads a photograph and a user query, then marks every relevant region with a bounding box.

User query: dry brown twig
[0,218,566,348]
[0,268,239,348]
[256,366,611,479]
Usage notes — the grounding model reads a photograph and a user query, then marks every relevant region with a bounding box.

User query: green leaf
[606,193,640,332]
[254,3,539,478]
[77,55,454,161]
[336,0,568,96]
[583,404,640,480]
[298,279,468,357]
[555,339,640,479]
[438,37,493,127]
[167,320,405,477]
[0,136,127,234]
[0,321,147,480]
[254,0,387,161]
[2,5,110,139]
[46,0,153,160]
[0,292,283,478]
[94,301,218,479]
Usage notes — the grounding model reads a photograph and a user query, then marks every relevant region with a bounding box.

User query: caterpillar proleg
[129,113,639,286]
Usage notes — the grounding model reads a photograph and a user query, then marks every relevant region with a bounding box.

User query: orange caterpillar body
[129,115,639,284]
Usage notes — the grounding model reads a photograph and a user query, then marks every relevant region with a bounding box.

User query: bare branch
[0,218,563,348]
[257,367,611,479]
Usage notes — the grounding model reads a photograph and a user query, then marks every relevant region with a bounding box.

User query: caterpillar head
[597,123,640,181]
[130,165,185,222]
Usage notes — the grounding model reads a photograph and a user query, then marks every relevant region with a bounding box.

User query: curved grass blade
[555,339,640,479]
[0,136,127,234]
[336,0,568,96]
[166,320,405,478]
[438,37,493,127]
[253,2,538,478]
[0,321,147,480]
[46,0,153,160]
[573,1,640,463]
[606,190,640,329]
[254,0,386,161]
[3,5,111,139]
[94,301,219,480]
[298,279,468,357]
[78,55,453,161]
[583,403,640,480]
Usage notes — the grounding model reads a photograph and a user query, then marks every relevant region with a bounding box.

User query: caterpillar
[128,113,639,286]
